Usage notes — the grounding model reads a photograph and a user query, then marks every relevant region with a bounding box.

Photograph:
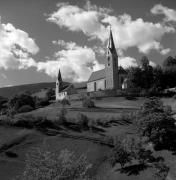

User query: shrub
[125,95,137,100]
[57,107,67,125]
[109,136,133,167]
[15,147,92,180]
[18,105,33,113]
[82,97,95,108]
[153,161,169,180]
[8,93,35,112]
[34,97,50,108]
[141,97,164,114]
[60,98,71,106]
[6,106,17,118]
[109,135,159,168]
[76,113,89,130]
[46,88,55,100]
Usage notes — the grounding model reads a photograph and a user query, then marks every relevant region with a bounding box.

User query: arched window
[121,76,124,84]
[107,56,110,66]
[94,82,97,91]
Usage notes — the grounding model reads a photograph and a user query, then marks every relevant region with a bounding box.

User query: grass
[0,96,175,180]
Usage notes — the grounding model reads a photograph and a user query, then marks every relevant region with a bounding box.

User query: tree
[140,56,154,89]
[127,56,154,90]
[46,88,55,100]
[0,96,8,111]
[163,56,176,67]
[152,65,164,90]
[140,56,149,69]
[127,67,142,89]
[135,97,176,149]
[8,93,35,112]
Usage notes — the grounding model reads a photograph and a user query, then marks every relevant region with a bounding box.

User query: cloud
[0,18,39,70]
[47,2,175,54]
[47,2,108,41]
[160,48,171,55]
[36,41,104,82]
[102,14,174,54]
[151,4,176,22]
[119,56,138,69]
[149,61,157,67]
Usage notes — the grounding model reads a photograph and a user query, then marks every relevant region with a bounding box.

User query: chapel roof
[88,67,127,82]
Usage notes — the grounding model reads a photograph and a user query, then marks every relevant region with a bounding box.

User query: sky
[0,0,176,87]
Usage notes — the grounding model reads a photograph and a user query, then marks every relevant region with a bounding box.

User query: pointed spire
[58,69,62,82]
[107,26,116,51]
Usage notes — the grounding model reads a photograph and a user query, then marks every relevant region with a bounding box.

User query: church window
[94,82,97,91]
[108,56,110,66]
[114,59,117,67]
[121,77,124,84]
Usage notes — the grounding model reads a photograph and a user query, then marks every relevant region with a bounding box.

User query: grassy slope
[0,97,176,180]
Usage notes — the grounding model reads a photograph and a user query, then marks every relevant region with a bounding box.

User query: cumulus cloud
[151,4,176,22]
[47,2,175,54]
[36,41,104,82]
[149,61,157,67]
[160,48,171,55]
[119,56,138,69]
[0,19,39,70]
[47,2,108,41]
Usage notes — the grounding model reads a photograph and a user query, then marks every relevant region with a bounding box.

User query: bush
[46,88,55,100]
[15,147,92,180]
[18,105,33,113]
[82,97,95,108]
[125,95,137,100]
[8,93,35,112]
[76,113,89,130]
[109,135,164,168]
[57,107,67,125]
[60,98,71,106]
[34,97,50,108]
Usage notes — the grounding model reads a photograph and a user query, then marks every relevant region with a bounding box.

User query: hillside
[0,82,87,98]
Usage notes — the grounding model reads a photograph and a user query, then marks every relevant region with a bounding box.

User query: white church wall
[56,91,68,101]
[87,79,105,92]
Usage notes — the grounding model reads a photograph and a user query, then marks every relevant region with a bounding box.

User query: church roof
[88,67,127,82]
[88,69,105,82]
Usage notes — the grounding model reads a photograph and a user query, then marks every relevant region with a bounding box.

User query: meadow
[0,97,175,180]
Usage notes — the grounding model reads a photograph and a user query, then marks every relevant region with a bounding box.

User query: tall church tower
[56,69,63,99]
[105,27,119,90]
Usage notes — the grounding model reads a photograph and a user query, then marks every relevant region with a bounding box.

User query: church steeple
[107,27,116,51]
[58,69,62,82]
[105,26,119,90]
[56,69,63,96]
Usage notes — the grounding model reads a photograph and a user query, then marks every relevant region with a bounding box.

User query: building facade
[87,29,127,92]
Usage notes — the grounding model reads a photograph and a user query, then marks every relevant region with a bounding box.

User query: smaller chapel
[55,70,76,100]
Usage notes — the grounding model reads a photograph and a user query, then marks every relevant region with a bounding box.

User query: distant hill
[0,82,87,98]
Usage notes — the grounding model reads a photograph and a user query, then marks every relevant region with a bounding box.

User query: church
[55,29,128,100]
[87,28,127,92]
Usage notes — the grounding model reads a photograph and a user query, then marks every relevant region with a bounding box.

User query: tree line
[127,55,176,95]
